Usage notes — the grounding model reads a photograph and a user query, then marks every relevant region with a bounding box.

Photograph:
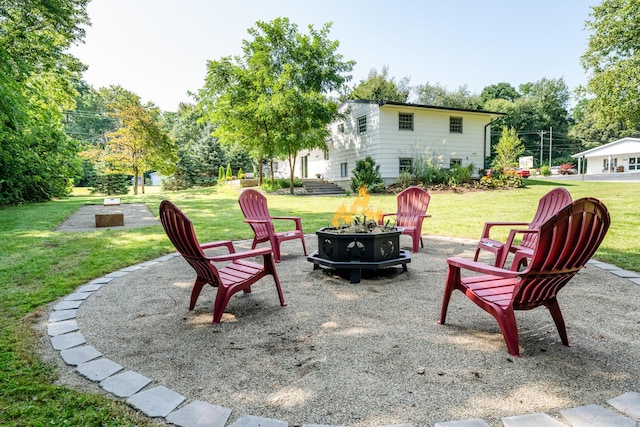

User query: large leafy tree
[0,0,89,204]
[200,17,354,193]
[581,0,640,135]
[415,82,481,109]
[483,78,576,166]
[348,66,411,102]
[166,103,252,188]
[65,80,117,186]
[480,82,520,104]
[98,86,176,195]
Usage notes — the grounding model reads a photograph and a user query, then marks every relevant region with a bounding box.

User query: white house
[571,137,640,174]
[294,100,505,189]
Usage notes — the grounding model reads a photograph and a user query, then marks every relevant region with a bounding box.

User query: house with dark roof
[295,100,505,189]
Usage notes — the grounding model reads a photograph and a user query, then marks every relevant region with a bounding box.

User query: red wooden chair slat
[379,186,431,253]
[474,187,572,268]
[159,200,286,324]
[439,197,610,357]
[238,189,307,263]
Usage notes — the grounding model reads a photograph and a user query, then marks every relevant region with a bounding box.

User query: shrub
[218,166,226,182]
[412,154,448,185]
[91,173,129,195]
[261,178,303,192]
[478,169,524,189]
[350,156,384,193]
[540,165,551,176]
[397,170,413,189]
[448,163,475,186]
[226,163,232,180]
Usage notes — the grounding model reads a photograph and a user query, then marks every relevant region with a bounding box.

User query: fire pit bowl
[307,227,411,283]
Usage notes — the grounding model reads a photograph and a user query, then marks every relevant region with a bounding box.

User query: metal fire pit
[307,227,411,283]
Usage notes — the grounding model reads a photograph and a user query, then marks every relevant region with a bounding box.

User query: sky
[69,0,599,112]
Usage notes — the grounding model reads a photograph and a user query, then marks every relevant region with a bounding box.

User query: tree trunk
[133,166,139,195]
[288,155,296,195]
[270,159,275,183]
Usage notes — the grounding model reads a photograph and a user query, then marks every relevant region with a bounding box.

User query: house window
[450,116,463,133]
[323,149,329,160]
[399,113,413,130]
[357,115,367,134]
[629,157,638,171]
[340,162,348,177]
[399,158,413,174]
[338,123,345,133]
[450,158,462,168]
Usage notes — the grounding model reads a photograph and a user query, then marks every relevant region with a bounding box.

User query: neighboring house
[149,172,163,186]
[294,100,505,189]
[571,137,640,174]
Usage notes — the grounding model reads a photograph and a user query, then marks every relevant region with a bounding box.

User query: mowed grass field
[1,178,637,424]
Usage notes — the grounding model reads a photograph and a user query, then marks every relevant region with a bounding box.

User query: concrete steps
[302,179,346,195]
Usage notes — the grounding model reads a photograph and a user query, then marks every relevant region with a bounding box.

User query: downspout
[483,117,502,170]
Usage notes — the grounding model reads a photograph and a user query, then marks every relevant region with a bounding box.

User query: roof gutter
[484,117,503,170]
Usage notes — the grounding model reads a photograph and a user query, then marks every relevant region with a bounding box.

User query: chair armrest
[481,221,529,239]
[244,219,271,224]
[501,228,539,270]
[208,247,272,262]
[271,216,303,230]
[446,256,522,279]
[200,240,235,253]
[503,228,539,249]
[378,212,397,225]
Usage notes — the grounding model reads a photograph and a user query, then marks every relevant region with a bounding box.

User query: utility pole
[548,126,553,167]
[539,130,546,167]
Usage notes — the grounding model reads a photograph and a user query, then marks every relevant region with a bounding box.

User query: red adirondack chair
[238,189,307,263]
[379,186,431,252]
[474,187,572,268]
[159,200,286,325]
[438,197,610,357]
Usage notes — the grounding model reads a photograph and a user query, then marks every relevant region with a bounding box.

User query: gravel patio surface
[37,231,640,427]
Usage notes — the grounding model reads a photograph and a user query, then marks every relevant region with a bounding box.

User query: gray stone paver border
[608,392,640,420]
[166,400,233,427]
[44,240,640,427]
[560,404,635,426]
[100,370,152,398]
[126,385,186,418]
[60,344,101,365]
[502,413,568,426]
[76,357,123,381]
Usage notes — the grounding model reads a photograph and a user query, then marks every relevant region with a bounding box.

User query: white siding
[374,105,489,181]
[302,101,499,189]
[573,138,640,174]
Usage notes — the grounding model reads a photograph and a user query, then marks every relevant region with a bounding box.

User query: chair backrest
[521,187,572,248]
[513,197,610,309]
[238,189,273,239]
[395,186,430,227]
[159,200,219,284]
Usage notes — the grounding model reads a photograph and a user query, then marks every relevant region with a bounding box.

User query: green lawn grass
[1,179,638,424]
